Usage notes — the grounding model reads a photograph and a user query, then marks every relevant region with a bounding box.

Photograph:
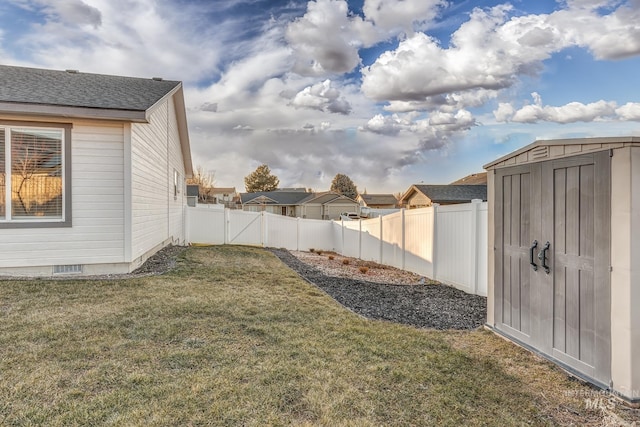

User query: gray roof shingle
[413,185,487,203]
[0,65,180,111]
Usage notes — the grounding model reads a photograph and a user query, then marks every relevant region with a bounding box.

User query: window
[0,121,71,228]
[173,169,181,199]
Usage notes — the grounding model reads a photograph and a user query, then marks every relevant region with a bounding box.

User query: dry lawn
[0,245,638,426]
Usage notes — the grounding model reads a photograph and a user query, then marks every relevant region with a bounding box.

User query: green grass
[0,246,634,426]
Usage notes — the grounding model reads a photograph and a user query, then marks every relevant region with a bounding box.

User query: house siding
[407,192,432,208]
[324,202,359,220]
[0,118,126,269]
[130,96,186,262]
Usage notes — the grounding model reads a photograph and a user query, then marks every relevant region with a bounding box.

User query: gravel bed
[270,248,487,330]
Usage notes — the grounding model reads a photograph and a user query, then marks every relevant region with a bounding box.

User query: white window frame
[0,120,72,229]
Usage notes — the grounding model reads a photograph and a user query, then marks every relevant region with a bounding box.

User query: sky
[1,0,640,194]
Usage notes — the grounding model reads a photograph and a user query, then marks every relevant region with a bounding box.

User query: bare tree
[187,165,216,203]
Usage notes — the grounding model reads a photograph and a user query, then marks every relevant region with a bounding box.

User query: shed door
[494,164,540,345]
[495,151,611,385]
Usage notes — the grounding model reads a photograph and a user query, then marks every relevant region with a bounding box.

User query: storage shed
[484,136,640,405]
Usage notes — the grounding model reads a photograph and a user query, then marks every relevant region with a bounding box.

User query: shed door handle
[529,240,538,271]
[538,241,550,274]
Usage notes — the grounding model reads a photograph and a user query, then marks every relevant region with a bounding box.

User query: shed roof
[403,185,487,203]
[484,136,640,170]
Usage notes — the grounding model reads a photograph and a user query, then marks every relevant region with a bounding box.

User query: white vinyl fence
[186,200,487,296]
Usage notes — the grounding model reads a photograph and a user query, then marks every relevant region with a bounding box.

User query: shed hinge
[610,266,613,272]
[609,149,613,157]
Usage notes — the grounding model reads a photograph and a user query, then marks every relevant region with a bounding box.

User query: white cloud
[361,113,411,136]
[5,0,225,82]
[290,80,352,114]
[494,93,625,123]
[615,103,640,121]
[361,5,567,102]
[361,109,477,149]
[362,0,445,34]
[554,1,640,60]
[285,0,379,76]
[361,1,640,106]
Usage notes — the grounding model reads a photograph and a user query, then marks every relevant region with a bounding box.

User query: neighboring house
[186,184,199,207]
[210,187,237,208]
[240,190,359,220]
[356,193,398,209]
[400,184,487,209]
[299,192,360,220]
[241,190,311,216]
[450,172,487,185]
[0,65,193,276]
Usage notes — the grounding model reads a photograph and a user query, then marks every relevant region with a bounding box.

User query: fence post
[261,211,265,247]
[432,204,439,280]
[379,215,383,264]
[469,199,481,294]
[296,217,300,251]
[401,208,406,270]
[341,218,345,256]
[224,208,229,245]
[358,218,362,259]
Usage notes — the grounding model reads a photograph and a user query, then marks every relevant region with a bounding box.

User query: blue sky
[1,0,639,193]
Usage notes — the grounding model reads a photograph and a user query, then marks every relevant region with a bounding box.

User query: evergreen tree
[330,173,357,200]
[244,164,280,192]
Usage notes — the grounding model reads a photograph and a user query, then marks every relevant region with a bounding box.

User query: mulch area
[270,248,487,330]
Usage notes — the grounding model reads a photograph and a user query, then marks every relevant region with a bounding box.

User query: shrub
[328,255,335,260]
[359,266,369,274]
[316,250,323,255]
[309,248,315,253]
[342,259,350,265]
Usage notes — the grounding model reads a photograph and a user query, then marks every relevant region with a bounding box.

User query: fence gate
[494,151,611,386]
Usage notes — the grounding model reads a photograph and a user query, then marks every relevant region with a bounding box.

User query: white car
[340,212,360,220]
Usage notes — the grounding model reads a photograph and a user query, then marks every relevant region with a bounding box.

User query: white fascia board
[0,102,148,122]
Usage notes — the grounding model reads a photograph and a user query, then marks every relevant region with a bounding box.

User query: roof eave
[0,101,148,122]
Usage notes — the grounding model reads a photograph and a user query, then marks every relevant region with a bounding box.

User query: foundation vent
[53,264,84,275]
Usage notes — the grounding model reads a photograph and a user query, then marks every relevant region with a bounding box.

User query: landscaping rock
[270,248,487,330]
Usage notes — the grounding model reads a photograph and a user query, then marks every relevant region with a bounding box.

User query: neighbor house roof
[302,191,351,204]
[450,172,487,185]
[241,191,312,205]
[358,194,398,206]
[0,64,193,176]
[401,185,487,204]
[210,187,237,194]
